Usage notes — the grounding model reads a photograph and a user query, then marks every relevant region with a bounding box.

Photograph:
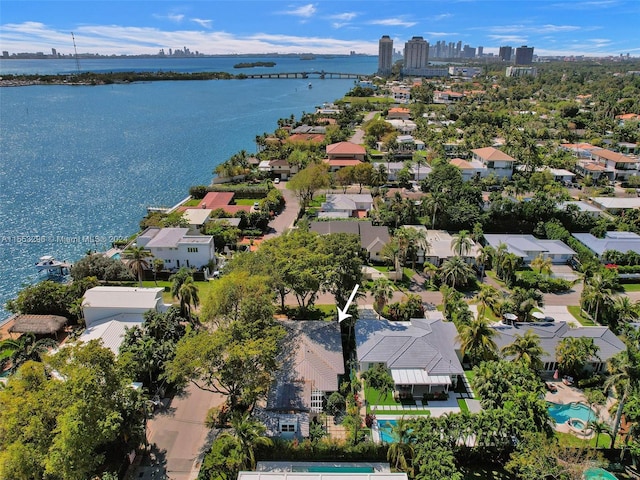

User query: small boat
[35,255,71,276]
[308,83,312,89]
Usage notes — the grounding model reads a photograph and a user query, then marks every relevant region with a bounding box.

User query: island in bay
[233,61,276,68]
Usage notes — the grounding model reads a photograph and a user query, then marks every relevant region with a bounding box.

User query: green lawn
[556,431,611,449]
[308,194,327,208]
[567,305,596,326]
[234,198,263,206]
[622,283,640,292]
[340,96,395,105]
[141,279,218,305]
[182,199,201,207]
[365,386,398,407]
[457,398,469,413]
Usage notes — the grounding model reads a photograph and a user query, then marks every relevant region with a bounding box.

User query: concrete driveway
[135,385,225,480]
[539,305,580,327]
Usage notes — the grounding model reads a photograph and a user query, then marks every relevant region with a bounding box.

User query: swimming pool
[294,467,374,473]
[583,467,617,479]
[378,419,397,443]
[547,402,597,424]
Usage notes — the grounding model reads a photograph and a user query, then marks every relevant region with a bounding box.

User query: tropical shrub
[515,271,573,293]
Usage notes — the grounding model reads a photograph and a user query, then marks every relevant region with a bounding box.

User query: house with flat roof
[137,227,215,270]
[372,161,431,181]
[386,118,417,135]
[319,194,373,219]
[471,147,516,179]
[309,220,391,262]
[258,321,344,439]
[80,286,168,355]
[434,90,465,104]
[572,231,640,258]
[558,201,603,218]
[401,226,481,266]
[182,208,212,232]
[356,310,464,399]
[492,321,625,374]
[483,234,576,264]
[591,197,640,214]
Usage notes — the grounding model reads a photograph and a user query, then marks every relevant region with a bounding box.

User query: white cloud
[330,12,358,21]
[280,4,317,18]
[0,21,379,55]
[433,14,453,21]
[152,13,185,23]
[426,31,459,37]
[191,18,212,29]
[487,34,528,44]
[369,17,417,27]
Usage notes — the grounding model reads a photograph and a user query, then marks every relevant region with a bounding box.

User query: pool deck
[544,380,615,436]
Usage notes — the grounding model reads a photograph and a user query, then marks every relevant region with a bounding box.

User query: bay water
[0,56,378,321]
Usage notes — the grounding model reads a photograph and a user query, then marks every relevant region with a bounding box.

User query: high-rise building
[498,46,513,62]
[477,46,483,57]
[378,35,394,75]
[515,45,534,65]
[403,36,429,75]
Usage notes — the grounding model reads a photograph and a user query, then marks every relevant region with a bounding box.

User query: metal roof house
[257,321,344,439]
[491,321,625,373]
[483,234,576,264]
[80,286,168,355]
[355,309,463,399]
[572,231,640,258]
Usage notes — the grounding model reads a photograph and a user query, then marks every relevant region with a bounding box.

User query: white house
[137,227,215,270]
[80,286,168,354]
[590,148,639,181]
[402,226,481,266]
[182,208,212,232]
[450,158,488,181]
[320,194,373,218]
[483,234,576,264]
[471,147,516,179]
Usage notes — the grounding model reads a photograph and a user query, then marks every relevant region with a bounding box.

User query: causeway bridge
[242,71,366,80]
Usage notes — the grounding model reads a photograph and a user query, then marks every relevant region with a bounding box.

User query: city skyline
[1,1,640,58]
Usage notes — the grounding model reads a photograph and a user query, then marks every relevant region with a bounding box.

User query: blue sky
[1,1,639,57]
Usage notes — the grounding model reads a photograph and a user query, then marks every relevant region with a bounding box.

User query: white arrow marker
[337,284,359,323]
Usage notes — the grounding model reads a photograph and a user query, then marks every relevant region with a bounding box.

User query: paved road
[263,182,300,240]
[349,111,377,145]
[135,385,225,480]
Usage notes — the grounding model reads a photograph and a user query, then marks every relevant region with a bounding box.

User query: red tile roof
[593,148,638,163]
[326,142,366,155]
[388,107,410,114]
[472,147,515,162]
[287,133,326,143]
[450,158,474,169]
[198,192,234,208]
[325,159,363,167]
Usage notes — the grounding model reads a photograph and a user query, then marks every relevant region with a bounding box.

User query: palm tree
[614,296,640,327]
[530,254,552,276]
[178,276,200,323]
[476,245,494,280]
[426,192,447,229]
[604,350,637,449]
[440,256,475,289]
[423,262,438,287]
[371,277,395,316]
[474,284,501,321]
[456,317,498,366]
[381,239,402,278]
[170,267,193,299]
[220,412,273,470]
[413,153,427,183]
[152,258,164,285]
[581,269,617,324]
[123,246,152,288]
[451,230,473,257]
[0,333,57,373]
[501,330,544,371]
[386,416,415,473]
[589,420,610,448]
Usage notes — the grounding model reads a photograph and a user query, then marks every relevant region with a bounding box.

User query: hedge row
[515,271,573,293]
[208,184,271,198]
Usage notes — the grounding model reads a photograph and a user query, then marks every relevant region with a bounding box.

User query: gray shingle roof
[355,313,463,376]
[491,322,625,364]
[573,231,640,257]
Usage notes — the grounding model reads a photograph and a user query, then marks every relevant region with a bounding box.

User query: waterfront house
[471,147,516,179]
[356,310,464,400]
[258,321,344,439]
[182,208,212,232]
[137,227,215,271]
[492,322,625,374]
[483,234,576,265]
[188,191,251,215]
[80,286,168,355]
